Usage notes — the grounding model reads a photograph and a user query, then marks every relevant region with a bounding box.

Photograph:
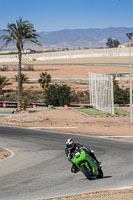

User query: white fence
[0,52,132,63]
[0,57,33,63]
[89,72,114,115]
[37,52,132,61]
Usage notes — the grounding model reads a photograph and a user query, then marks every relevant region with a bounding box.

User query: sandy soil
[0,64,130,79]
[0,107,133,140]
[0,62,130,97]
[50,189,133,200]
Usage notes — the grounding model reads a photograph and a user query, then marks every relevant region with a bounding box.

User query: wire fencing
[89,72,114,115]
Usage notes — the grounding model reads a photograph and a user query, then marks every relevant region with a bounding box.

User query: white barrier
[0,57,33,63]
[0,58,18,62]
[0,52,132,63]
[37,53,132,61]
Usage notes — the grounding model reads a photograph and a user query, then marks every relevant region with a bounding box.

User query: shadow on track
[79,175,112,181]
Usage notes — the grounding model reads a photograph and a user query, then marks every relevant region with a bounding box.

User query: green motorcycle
[71,148,103,180]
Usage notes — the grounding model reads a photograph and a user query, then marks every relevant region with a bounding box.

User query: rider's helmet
[66,138,75,150]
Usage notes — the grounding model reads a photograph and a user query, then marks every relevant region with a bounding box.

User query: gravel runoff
[49,188,133,200]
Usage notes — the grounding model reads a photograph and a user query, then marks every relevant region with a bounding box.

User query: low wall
[0,47,132,63]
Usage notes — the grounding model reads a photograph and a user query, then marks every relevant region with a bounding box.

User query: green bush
[0,66,8,71]
[113,79,129,104]
[0,91,44,103]
[0,94,18,102]
[21,95,32,110]
[45,84,71,106]
[71,90,90,104]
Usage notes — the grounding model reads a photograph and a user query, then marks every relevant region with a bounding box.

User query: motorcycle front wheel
[81,165,93,180]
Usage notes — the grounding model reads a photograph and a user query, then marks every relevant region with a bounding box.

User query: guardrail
[0,102,46,108]
[28,75,131,84]
[0,102,91,109]
[28,78,89,84]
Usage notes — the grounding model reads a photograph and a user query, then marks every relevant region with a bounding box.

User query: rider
[65,138,101,173]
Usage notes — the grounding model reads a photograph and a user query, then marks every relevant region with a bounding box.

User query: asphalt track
[0,126,133,200]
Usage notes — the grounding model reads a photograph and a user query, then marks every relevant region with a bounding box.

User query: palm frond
[0,39,12,50]
[25,38,42,46]
[0,17,42,50]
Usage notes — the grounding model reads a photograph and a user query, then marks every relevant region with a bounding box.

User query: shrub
[21,95,32,110]
[113,78,129,104]
[70,90,90,104]
[0,66,8,71]
[0,92,44,103]
[38,72,51,92]
[0,75,11,94]
[22,65,34,71]
[45,84,71,106]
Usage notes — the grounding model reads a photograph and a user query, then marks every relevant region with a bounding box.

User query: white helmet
[66,138,75,150]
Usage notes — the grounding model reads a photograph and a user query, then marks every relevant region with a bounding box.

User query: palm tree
[0,75,11,95]
[38,72,51,91]
[15,73,29,93]
[0,17,42,111]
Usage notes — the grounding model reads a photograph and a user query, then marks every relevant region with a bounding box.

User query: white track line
[0,147,14,162]
[28,127,77,129]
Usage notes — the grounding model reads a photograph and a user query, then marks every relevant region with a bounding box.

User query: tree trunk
[17,49,22,111]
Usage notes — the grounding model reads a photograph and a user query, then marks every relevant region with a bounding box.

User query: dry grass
[0,148,10,160]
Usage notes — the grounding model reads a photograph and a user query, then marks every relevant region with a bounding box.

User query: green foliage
[21,95,32,110]
[113,78,129,104]
[0,17,42,50]
[45,84,71,106]
[0,94,18,102]
[15,73,29,83]
[0,66,8,71]
[0,17,42,111]
[70,90,79,103]
[0,75,11,94]
[15,73,29,93]
[0,92,44,103]
[76,107,130,117]
[38,72,51,91]
[76,108,109,117]
[115,108,129,116]
[71,90,90,104]
[106,38,120,48]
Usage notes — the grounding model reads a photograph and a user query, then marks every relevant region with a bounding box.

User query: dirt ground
[0,55,131,92]
[50,189,133,200]
[0,107,133,139]
[0,64,130,79]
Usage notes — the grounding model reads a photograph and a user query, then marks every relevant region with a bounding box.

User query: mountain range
[0,27,133,50]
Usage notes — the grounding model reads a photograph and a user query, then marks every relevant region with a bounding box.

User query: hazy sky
[0,0,133,32]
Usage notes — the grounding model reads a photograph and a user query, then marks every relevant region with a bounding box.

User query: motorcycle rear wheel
[97,167,103,179]
[81,165,93,180]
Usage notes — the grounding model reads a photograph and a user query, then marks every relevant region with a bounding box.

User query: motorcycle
[71,148,103,180]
